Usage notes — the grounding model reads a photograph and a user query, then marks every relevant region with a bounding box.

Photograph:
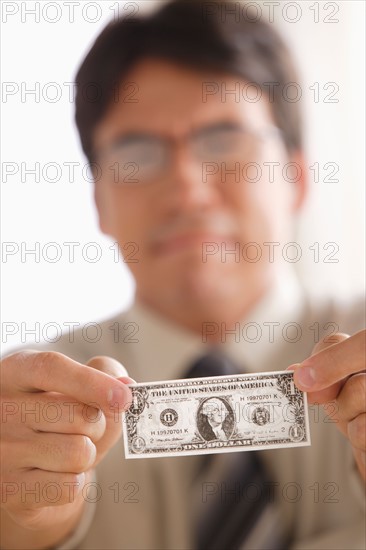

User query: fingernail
[118,376,136,385]
[107,385,127,405]
[286,363,301,371]
[296,366,316,389]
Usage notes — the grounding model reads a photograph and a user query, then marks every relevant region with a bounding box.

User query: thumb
[290,333,350,404]
[310,332,350,356]
[86,355,135,384]
[85,356,134,468]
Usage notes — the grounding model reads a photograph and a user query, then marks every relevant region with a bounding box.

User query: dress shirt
[6,268,365,550]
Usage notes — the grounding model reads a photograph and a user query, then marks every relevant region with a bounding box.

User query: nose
[162,143,222,214]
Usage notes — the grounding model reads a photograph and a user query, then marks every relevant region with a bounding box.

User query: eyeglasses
[95,122,281,185]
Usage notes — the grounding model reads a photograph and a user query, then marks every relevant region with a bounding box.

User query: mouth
[152,232,235,256]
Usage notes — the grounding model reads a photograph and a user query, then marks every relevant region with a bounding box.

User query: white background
[1,0,365,354]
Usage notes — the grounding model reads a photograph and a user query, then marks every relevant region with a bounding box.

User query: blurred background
[1,0,365,354]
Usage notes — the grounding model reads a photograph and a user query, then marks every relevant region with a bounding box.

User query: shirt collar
[122,267,306,382]
[121,299,206,382]
[220,266,306,372]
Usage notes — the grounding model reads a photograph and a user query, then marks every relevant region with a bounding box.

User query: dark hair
[75,0,302,163]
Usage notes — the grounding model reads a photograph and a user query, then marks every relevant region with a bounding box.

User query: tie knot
[185,352,238,379]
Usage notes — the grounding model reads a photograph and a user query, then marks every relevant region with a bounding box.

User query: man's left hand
[290,330,366,481]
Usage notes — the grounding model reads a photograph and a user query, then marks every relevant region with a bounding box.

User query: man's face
[202,399,227,427]
[93,58,306,330]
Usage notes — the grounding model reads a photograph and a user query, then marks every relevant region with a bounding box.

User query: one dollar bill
[122,370,310,459]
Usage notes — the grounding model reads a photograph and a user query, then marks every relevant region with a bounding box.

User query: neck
[136,283,271,342]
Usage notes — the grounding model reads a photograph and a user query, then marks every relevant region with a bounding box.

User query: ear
[289,149,308,212]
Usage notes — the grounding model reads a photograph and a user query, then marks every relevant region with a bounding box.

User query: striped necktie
[186,352,288,550]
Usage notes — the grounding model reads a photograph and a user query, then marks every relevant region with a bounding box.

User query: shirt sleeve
[291,520,366,550]
[291,444,366,550]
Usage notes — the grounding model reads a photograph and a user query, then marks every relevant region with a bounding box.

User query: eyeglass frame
[92,120,283,185]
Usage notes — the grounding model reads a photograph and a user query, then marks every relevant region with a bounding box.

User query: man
[199,398,234,441]
[1,1,365,549]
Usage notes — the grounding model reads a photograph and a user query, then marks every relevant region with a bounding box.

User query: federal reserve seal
[160,408,178,427]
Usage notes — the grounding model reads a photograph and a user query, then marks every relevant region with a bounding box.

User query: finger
[87,356,136,385]
[3,470,86,510]
[287,333,349,403]
[17,433,97,474]
[86,355,135,417]
[13,393,106,443]
[2,350,132,413]
[336,373,366,422]
[311,332,350,354]
[87,356,128,378]
[291,330,365,393]
[304,389,340,405]
[3,469,94,532]
[348,412,366,452]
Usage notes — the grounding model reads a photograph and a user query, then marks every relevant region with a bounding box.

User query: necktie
[186,352,288,550]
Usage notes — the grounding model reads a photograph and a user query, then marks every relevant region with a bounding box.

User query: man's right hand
[0,350,133,543]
